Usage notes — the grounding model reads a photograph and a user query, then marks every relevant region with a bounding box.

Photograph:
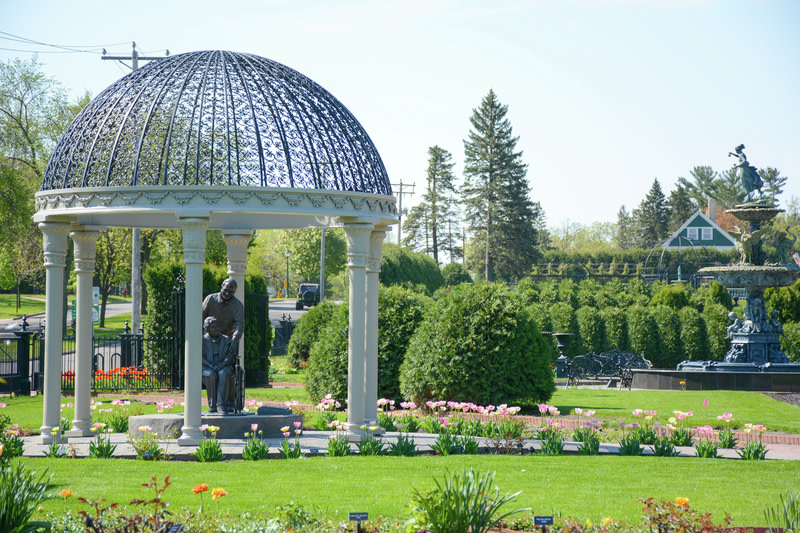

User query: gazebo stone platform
[632,368,800,392]
[128,405,301,439]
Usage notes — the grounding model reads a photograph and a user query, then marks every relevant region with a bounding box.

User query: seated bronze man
[201,316,236,414]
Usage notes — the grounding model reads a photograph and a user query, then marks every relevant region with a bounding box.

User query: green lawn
[4,388,798,435]
[21,455,800,527]
[0,294,130,319]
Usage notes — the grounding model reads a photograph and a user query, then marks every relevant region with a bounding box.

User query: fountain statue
[680,146,800,372]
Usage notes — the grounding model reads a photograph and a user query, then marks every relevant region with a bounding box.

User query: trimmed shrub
[305,303,349,404]
[515,276,540,307]
[305,286,429,404]
[703,303,731,361]
[650,284,690,310]
[549,302,581,357]
[380,243,444,295]
[781,322,800,363]
[766,279,800,323]
[652,305,683,368]
[602,307,629,351]
[143,262,184,375]
[287,300,339,367]
[576,306,607,354]
[691,281,733,312]
[627,305,659,363]
[678,307,709,362]
[442,262,473,286]
[399,282,555,406]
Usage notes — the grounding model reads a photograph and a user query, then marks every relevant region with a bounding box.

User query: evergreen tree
[616,205,633,250]
[759,167,786,202]
[715,167,746,208]
[667,183,695,232]
[631,179,669,249]
[677,166,718,208]
[402,146,461,263]
[462,90,543,281]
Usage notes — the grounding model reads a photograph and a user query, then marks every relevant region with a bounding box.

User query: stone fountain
[680,146,800,373]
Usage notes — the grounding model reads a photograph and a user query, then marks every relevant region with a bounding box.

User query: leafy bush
[766,278,800,322]
[652,305,683,368]
[576,306,607,354]
[691,281,733,312]
[781,321,800,363]
[549,301,581,357]
[305,286,429,404]
[287,300,338,367]
[601,306,629,350]
[380,243,444,295]
[442,262,473,286]
[679,307,709,362]
[650,283,690,309]
[400,283,555,405]
[703,303,731,361]
[627,305,658,363]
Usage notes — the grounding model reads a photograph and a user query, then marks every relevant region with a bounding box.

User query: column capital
[343,221,374,270]
[367,225,388,273]
[178,217,210,264]
[39,221,71,268]
[70,228,102,274]
[222,230,252,277]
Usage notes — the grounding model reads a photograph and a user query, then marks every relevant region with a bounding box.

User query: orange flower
[675,497,690,508]
[192,483,209,494]
[211,487,227,501]
[60,489,73,498]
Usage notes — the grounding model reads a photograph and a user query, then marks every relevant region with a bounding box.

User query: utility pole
[391,181,415,245]
[102,42,169,334]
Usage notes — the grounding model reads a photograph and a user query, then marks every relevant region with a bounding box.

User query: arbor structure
[402,145,461,264]
[462,90,543,281]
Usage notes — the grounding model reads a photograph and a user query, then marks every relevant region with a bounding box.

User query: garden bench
[566,348,652,389]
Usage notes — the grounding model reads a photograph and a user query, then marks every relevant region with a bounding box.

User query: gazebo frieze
[35,186,398,224]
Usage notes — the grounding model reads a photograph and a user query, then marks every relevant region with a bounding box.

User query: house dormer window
[687,227,699,240]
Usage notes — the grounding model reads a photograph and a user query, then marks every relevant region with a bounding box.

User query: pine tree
[631,179,669,248]
[667,184,695,232]
[616,206,633,250]
[402,146,461,263]
[462,90,543,281]
[677,166,718,207]
[759,167,786,202]
[715,168,746,208]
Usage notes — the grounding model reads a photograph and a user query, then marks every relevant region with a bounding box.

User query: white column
[342,219,374,440]
[38,220,71,444]
[364,225,387,426]
[223,230,251,368]
[66,227,101,437]
[177,216,209,446]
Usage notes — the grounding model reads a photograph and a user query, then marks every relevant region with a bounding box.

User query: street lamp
[285,250,290,298]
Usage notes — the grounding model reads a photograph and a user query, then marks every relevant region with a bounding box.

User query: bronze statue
[202,316,236,414]
[201,278,244,414]
[202,278,244,344]
[729,144,763,201]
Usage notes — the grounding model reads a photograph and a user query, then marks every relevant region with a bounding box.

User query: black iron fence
[0,322,183,395]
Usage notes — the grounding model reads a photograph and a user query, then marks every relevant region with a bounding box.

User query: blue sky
[2,0,799,230]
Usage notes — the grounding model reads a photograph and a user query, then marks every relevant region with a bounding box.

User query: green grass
[0,294,130,319]
[269,354,307,383]
[549,389,800,433]
[4,389,797,435]
[21,455,800,527]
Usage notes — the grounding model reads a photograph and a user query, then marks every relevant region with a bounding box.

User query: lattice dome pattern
[41,51,391,195]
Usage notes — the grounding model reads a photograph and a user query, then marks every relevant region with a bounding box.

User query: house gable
[663,210,737,250]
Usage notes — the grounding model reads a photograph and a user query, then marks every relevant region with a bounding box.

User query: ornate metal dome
[40,50,391,195]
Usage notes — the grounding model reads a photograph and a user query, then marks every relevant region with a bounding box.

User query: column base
[178,426,203,446]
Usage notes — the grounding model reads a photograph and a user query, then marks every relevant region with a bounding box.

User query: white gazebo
[34,50,397,445]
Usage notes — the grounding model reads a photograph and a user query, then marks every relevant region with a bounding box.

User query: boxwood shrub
[305,286,429,404]
[399,282,555,406]
[287,300,339,367]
